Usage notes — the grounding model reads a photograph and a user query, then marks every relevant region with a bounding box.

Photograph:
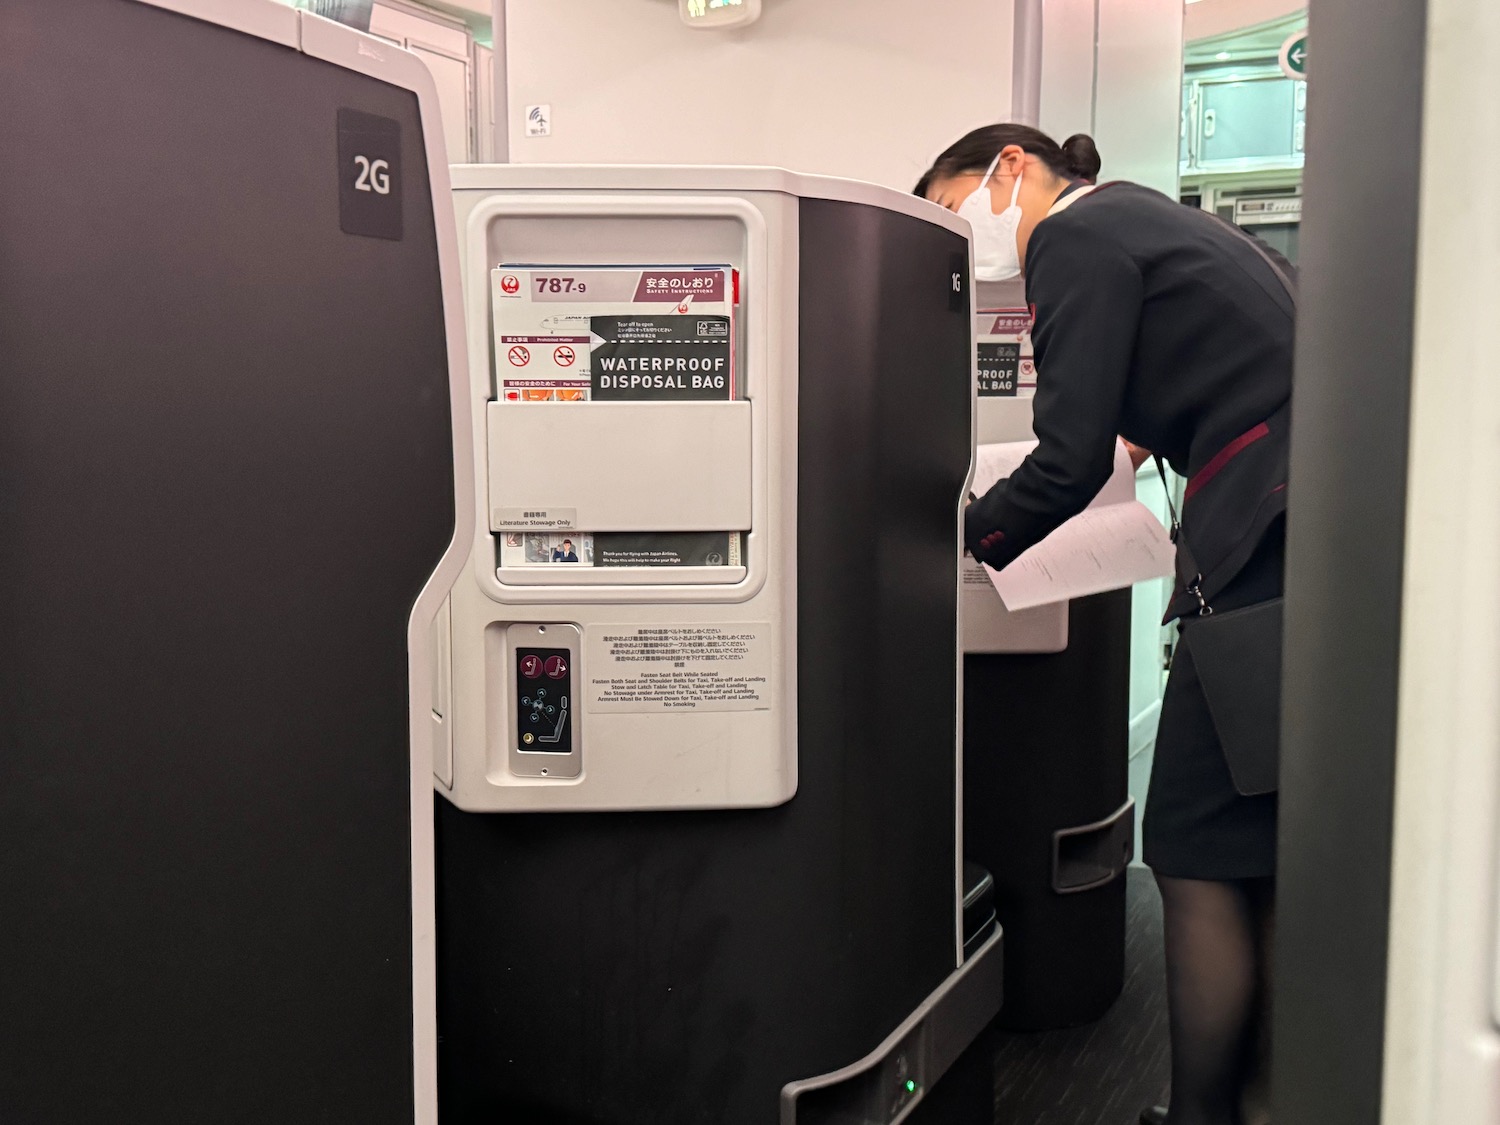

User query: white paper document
[972,439,1176,611]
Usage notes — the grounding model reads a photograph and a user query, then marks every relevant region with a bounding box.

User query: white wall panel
[1095,0,1184,197]
[504,0,1014,191]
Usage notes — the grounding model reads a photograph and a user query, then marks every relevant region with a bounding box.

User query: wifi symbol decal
[525,104,551,138]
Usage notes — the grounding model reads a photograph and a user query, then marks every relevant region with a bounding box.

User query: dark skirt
[1142,519,1285,881]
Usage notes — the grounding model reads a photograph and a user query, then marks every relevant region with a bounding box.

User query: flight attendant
[920,125,1293,1125]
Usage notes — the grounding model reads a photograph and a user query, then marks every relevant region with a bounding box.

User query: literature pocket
[487,400,752,534]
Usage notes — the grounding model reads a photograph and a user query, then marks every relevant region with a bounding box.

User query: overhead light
[680,0,761,29]
[1216,51,1232,61]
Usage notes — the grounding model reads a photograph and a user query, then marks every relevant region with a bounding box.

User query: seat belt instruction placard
[585,623,771,713]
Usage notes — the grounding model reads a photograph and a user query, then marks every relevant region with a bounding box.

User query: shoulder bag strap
[1155,453,1212,616]
[1215,215,1299,307]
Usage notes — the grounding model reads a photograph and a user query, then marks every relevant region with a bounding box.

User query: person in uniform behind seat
[920,124,1292,1125]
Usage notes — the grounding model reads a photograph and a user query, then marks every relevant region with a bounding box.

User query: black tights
[1156,875,1275,1125]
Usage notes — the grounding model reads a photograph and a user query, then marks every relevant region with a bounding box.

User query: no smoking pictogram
[500,274,521,294]
[553,345,576,366]
[508,345,531,367]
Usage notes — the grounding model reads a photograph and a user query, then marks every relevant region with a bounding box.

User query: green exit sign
[1280,32,1308,80]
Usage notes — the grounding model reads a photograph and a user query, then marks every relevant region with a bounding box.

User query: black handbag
[1153,227,1293,798]
[1181,597,1284,796]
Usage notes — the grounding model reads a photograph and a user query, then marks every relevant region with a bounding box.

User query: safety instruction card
[492,265,737,402]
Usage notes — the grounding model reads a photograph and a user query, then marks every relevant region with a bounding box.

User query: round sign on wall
[1279,32,1308,81]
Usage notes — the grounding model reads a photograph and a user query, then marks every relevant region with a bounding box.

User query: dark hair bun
[1061,134,1101,182]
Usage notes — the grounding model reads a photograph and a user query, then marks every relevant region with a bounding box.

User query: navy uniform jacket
[964,182,1295,620]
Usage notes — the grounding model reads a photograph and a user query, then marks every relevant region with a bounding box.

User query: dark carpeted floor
[913,867,1170,1125]
[988,867,1171,1124]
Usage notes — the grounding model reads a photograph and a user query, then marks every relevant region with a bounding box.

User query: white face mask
[959,154,1024,282]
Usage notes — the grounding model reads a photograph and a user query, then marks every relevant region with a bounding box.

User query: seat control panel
[507,622,582,778]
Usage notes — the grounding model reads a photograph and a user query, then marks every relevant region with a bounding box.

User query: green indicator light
[905,1080,917,1093]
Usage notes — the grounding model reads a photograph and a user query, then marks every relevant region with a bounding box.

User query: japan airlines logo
[500,274,521,296]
